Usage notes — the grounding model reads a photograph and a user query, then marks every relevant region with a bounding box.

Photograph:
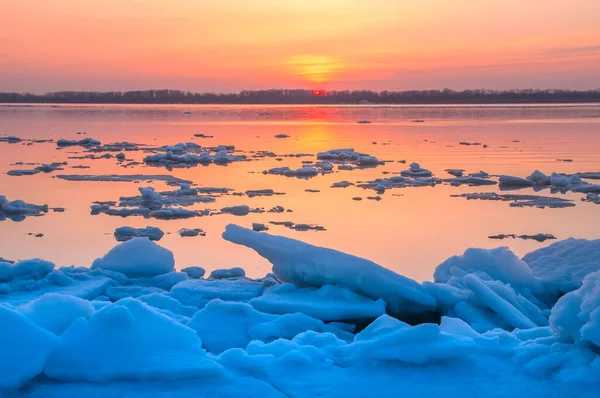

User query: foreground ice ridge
[1,227,600,396]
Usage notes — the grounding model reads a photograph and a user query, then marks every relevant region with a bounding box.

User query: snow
[91,237,175,278]
[114,226,164,241]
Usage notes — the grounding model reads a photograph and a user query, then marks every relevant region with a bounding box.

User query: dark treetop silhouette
[1,88,600,105]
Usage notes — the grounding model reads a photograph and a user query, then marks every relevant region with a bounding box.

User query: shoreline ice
[0,224,599,396]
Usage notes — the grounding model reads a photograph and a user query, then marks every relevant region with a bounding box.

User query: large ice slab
[222,224,436,316]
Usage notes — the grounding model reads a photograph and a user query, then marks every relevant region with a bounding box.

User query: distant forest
[1,89,600,105]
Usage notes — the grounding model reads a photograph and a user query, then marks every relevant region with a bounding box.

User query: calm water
[1,104,600,281]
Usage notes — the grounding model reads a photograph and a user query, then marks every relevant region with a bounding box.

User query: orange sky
[1,0,600,92]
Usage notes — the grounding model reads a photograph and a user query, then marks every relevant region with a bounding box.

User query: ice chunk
[253,223,269,232]
[524,238,600,294]
[221,205,250,216]
[0,306,59,390]
[188,299,276,353]
[210,267,246,279]
[114,226,164,241]
[182,266,206,279]
[178,228,206,237]
[550,270,600,349]
[0,258,55,281]
[463,274,538,329]
[528,170,550,184]
[434,246,540,291]
[249,283,386,322]
[1,196,49,221]
[499,175,535,187]
[344,322,480,365]
[17,293,95,335]
[91,237,174,278]
[44,298,223,382]
[222,225,436,316]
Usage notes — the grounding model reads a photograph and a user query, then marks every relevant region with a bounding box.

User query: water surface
[1,104,599,280]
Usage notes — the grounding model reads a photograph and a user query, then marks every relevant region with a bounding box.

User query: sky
[1,0,600,93]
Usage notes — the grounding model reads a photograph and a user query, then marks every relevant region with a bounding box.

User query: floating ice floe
[452,192,575,208]
[91,186,214,219]
[488,233,556,242]
[0,196,49,222]
[7,162,66,176]
[357,174,441,193]
[331,181,354,188]
[56,138,101,147]
[400,162,433,177]
[114,226,164,242]
[144,143,246,168]
[582,193,600,204]
[178,228,206,237]
[263,165,333,178]
[221,205,252,216]
[445,169,464,177]
[268,221,326,232]
[57,174,192,186]
[317,148,382,167]
[499,175,535,188]
[252,223,269,232]
[0,135,23,143]
[245,189,285,198]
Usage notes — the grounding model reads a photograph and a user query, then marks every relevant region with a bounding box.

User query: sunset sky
[1,0,600,93]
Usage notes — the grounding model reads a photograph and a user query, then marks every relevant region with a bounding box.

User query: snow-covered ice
[91,238,174,278]
[1,224,599,396]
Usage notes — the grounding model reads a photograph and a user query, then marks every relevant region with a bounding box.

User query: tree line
[1,88,600,104]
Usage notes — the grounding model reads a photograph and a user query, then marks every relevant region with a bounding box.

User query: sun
[284,55,342,83]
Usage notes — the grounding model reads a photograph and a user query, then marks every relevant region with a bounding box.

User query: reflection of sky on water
[1,104,599,281]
